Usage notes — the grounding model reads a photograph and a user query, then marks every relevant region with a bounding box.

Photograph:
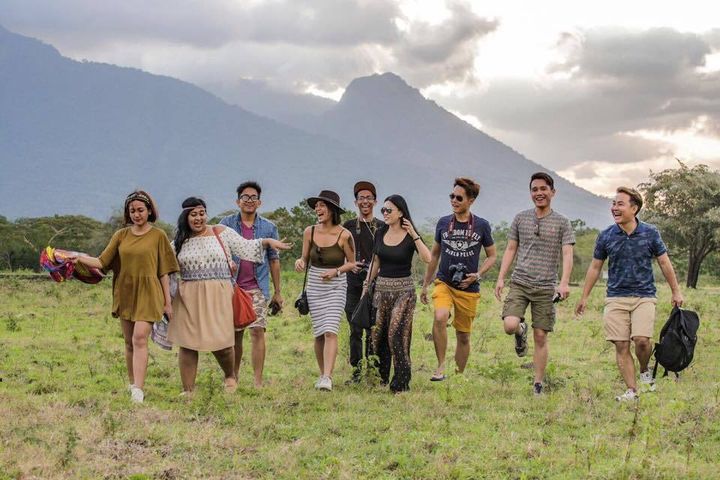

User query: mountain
[0,25,385,220]
[200,78,335,130]
[0,25,609,227]
[304,73,609,224]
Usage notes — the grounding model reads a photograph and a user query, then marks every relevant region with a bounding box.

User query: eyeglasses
[239,194,259,202]
[357,195,375,202]
[380,207,394,215]
[534,222,540,237]
[449,194,465,202]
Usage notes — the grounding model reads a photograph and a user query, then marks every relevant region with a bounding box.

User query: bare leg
[432,308,450,376]
[130,321,152,389]
[233,329,245,378]
[455,331,471,373]
[314,336,325,375]
[322,332,338,378]
[120,320,135,385]
[211,346,237,390]
[614,341,637,390]
[249,328,266,387]
[178,347,199,392]
[633,336,652,372]
[533,328,548,384]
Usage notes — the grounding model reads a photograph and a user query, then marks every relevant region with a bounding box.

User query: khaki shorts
[501,282,556,332]
[603,297,657,341]
[431,279,481,333]
[236,288,268,331]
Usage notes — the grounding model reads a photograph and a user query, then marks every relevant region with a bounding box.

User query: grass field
[1,274,719,479]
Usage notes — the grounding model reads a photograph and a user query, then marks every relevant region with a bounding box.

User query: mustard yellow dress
[99,226,179,322]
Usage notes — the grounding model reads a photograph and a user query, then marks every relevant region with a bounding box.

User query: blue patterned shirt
[219,213,279,299]
[593,220,667,298]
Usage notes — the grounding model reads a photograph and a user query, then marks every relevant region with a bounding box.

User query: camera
[357,261,369,280]
[448,263,469,287]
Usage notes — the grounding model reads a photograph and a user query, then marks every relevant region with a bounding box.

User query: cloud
[433,26,720,179]
[0,0,496,91]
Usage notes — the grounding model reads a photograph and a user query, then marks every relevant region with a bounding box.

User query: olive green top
[309,230,345,268]
[99,226,179,322]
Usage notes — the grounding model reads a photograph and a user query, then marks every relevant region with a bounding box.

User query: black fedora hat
[307,190,345,213]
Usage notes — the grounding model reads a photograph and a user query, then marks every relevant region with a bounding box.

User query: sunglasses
[449,194,465,202]
[380,207,394,215]
[534,222,540,237]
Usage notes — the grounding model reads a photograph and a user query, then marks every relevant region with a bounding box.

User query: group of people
[74,172,684,403]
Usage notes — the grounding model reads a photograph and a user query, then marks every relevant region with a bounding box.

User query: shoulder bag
[212,227,257,329]
[294,226,313,315]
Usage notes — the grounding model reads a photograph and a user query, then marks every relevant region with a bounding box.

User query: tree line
[2,163,719,287]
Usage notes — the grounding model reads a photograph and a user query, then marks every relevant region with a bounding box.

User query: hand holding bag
[351,254,376,329]
[213,227,257,329]
[294,226,313,315]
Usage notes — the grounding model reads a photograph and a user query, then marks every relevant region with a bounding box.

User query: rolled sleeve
[267,223,280,261]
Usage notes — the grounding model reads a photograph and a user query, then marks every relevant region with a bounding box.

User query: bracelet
[336,268,340,277]
[413,236,421,241]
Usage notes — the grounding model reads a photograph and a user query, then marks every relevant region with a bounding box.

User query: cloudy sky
[2,0,718,196]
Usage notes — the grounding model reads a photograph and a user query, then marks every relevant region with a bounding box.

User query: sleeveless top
[310,228,345,268]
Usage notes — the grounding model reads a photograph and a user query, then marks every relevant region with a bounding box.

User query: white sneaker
[314,376,324,389]
[639,371,656,392]
[615,389,638,402]
[130,386,144,403]
[318,376,333,391]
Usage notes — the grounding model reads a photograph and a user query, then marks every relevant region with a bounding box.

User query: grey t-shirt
[509,209,575,289]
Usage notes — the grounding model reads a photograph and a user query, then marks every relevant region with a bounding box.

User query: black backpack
[652,306,700,379]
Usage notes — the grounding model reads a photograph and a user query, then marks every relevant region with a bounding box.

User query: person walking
[170,197,290,395]
[220,181,282,387]
[421,178,496,380]
[494,173,575,396]
[575,187,684,401]
[343,181,384,382]
[365,195,431,393]
[74,190,178,403]
[295,190,355,392]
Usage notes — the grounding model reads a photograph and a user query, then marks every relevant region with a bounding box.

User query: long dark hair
[383,194,418,234]
[174,197,207,256]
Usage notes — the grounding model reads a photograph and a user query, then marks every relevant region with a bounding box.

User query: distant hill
[0,25,609,227]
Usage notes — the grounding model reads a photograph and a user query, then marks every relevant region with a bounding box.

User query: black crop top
[374,232,417,278]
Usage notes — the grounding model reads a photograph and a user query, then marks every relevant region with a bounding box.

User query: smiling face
[530,179,555,209]
[450,185,473,215]
[381,200,402,226]
[355,189,376,218]
[128,200,151,227]
[611,192,638,226]
[236,187,261,215]
[314,200,330,223]
[187,205,207,233]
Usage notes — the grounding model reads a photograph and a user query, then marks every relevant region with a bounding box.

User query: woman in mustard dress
[75,190,178,403]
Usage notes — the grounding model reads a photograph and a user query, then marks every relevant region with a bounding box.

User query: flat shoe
[430,374,446,382]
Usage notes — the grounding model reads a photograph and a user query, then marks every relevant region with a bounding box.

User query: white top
[175,227,263,281]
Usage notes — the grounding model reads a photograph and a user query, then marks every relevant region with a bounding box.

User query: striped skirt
[307,265,347,337]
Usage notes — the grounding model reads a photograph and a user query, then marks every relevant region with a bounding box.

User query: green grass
[1,274,719,479]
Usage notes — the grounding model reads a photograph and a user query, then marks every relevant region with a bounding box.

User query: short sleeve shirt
[343,217,384,288]
[509,209,575,289]
[98,226,179,321]
[593,221,667,297]
[434,214,494,293]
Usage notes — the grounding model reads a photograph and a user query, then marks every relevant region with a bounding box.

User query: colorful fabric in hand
[39,246,104,284]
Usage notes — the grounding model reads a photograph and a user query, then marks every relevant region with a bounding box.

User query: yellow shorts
[431,279,480,333]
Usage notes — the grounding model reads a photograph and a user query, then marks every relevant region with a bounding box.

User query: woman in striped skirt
[295,190,356,391]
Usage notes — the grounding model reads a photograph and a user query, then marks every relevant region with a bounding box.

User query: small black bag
[351,284,375,329]
[294,226,313,316]
[350,254,377,329]
[652,306,700,379]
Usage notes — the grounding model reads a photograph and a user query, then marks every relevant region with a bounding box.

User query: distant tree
[639,162,720,288]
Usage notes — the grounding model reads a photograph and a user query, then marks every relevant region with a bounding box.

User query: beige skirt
[168,279,234,352]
